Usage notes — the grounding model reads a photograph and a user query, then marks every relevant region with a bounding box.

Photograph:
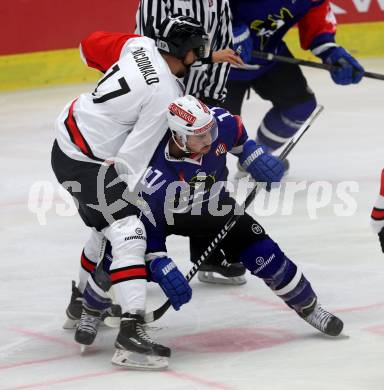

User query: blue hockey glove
[239,140,284,185]
[233,24,252,63]
[318,46,364,85]
[148,257,192,311]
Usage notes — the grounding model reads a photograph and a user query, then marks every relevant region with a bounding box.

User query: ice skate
[112,313,170,370]
[198,257,247,285]
[75,305,103,346]
[298,299,343,336]
[63,280,121,329]
[63,281,83,329]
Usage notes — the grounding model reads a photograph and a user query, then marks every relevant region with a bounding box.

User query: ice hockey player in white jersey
[62,16,246,339]
[52,16,211,369]
[371,169,384,252]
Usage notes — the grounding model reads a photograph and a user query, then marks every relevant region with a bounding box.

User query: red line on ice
[2,369,123,390]
[334,302,384,313]
[0,353,78,370]
[364,324,384,335]
[7,327,78,349]
[229,292,289,310]
[164,370,238,390]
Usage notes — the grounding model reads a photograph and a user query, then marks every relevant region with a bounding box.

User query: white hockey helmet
[167,95,218,152]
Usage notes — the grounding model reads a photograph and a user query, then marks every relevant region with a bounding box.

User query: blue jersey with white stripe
[139,107,248,255]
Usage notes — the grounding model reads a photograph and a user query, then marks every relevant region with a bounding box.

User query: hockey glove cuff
[314,44,364,85]
[233,24,253,63]
[148,257,192,310]
[238,140,284,185]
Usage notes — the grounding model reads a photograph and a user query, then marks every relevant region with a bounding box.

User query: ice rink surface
[1,59,384,390]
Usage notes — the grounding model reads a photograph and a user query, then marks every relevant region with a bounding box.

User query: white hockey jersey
[55,32,184,190]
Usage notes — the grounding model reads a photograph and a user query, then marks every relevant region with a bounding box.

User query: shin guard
[256,98,317,151]
[239,238,317,312]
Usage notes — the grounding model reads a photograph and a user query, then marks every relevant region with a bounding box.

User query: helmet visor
[192,34,210,60]
[187,116,218,145]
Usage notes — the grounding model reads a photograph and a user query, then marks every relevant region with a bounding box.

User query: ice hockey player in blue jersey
[224,0,364,171]
[75,95,344,369]
[142,95,342,336]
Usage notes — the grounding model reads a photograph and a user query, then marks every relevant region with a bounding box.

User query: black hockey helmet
[156,16,210,60]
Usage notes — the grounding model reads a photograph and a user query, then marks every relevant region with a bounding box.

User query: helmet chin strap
[171,132,191,154]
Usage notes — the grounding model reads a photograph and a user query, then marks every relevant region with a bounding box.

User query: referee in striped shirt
[135,0,234,106]
[135,0,248,285]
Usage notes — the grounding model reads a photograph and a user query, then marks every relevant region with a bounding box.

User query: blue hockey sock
[256,98,317,151]
[239,237,317,312]
[83,274,112,312]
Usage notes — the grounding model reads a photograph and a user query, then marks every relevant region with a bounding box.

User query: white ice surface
[0,59,384,390]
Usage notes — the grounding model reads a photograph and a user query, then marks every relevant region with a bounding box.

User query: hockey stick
[240,51,384,81]
[104,105,324,327]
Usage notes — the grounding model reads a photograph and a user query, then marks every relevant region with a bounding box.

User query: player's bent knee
[280,97,317,123]
[103,215,147,263]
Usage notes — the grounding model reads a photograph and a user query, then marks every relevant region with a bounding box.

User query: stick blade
[112,349,169,370]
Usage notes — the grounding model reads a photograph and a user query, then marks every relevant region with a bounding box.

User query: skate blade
[80,345,88,354]
[198,271,247,285]
[62,317,79,329]
[111,349,169,370]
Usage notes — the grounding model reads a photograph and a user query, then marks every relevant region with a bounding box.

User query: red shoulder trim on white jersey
[80,31,141,73]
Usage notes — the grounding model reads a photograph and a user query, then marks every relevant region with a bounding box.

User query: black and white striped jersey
[135,0,233,103]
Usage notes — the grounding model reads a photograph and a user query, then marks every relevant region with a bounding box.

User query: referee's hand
[212,49,244,66]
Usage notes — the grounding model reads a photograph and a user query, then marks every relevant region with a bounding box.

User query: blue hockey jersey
[229,0,337,80]
[138,107,248,257]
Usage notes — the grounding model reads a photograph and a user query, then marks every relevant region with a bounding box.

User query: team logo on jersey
[189,171,216,189]
[215,143,227,156]
[172,171,217,207]
[250,7,294,50]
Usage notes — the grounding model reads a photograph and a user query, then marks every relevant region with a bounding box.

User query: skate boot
[298,298,343,336]
[63,281,83,329]
[75,305,103,346]
[112,313,171,370]
[198,252,247,285]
